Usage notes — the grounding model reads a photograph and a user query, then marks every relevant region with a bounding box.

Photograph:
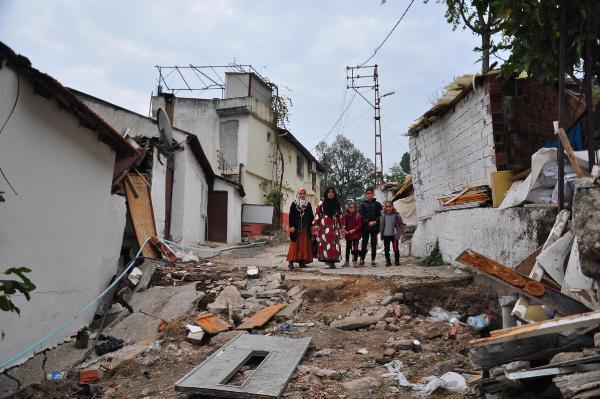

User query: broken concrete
[274,300,302,322]
[330,315,381,330]
[207,285,245,315]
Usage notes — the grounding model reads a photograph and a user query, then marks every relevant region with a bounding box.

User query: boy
[359,188,383,266]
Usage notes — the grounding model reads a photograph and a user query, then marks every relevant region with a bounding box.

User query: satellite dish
[156,108,173,147]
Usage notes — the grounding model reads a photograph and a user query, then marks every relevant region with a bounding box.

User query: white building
[74,90,244,244]
[151,72,324,235]
[0,42,139,367]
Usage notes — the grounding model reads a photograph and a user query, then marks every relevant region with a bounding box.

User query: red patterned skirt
[316,215,341,263]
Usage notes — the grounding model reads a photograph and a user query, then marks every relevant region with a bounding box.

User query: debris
[313,348,333,357]
[76,329,90,349]
[329,315,381,330]
[46,371,65,380]
[466,313,491,331]
[274,300,302,322]
[553,369,600,398]
[529,209,571,281]
[341,376,378,390]
[429,307,460,324]
[299,366,343,380]
[149,235,178,262]
[79,369,100,384]
[158,319,168,332]
[207,285,245,315]
[94,335,124,356]
[175,334,311,398]
[186,330,205,345]
[356,347,369,355]
[247,266,260,279]
[286,285,302,297]
[499,295,518,328]
[381,360,467,396]
[127,267,143,286]
[195,312,232,335]
[124,173,160,258]
[237,303,287,330]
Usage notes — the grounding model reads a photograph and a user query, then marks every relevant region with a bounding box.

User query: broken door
[124,173,159,258]
[207,191,228,242]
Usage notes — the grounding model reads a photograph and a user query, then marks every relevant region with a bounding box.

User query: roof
[406,73,488,136]
[278,128,325,172]
[0,42,138,157]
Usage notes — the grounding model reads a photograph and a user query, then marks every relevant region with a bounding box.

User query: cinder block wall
[409,85,496,220]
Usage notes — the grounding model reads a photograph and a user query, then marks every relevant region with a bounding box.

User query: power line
[359,0,416,67]
[382,121,409,152]
[310,91,357,148]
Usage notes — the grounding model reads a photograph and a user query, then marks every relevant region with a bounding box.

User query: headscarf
[294,188,309,217]
[321,186,341,218]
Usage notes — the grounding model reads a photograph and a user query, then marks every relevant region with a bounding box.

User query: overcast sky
[0,0,482,171]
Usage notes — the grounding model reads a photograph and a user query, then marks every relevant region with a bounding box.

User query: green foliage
[264,187,286,207]
[400,152,411,174]
[491,0,600,86]
[271,94,293,129]
[385,162,406,182]
[315,135,376,205]
[0,267,36,315]
[420,242,445,266]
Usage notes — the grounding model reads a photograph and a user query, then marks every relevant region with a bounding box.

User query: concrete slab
[175,334,311,398]
[274,300,302,322]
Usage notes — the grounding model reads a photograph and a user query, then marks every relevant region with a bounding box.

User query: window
[312,172,317,192]
[296,154,305,178]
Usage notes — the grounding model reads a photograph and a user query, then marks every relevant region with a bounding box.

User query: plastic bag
[467,313,490,330]
[381,360,467,396]
[429,307,460,324]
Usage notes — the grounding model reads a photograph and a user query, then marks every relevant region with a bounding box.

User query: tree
[429,0,502,72]
[400,152,411,174]
[385,162,406,182]
[315,135,376,205]
[0,267,36,315]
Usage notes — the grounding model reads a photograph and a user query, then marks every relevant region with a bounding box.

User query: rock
[376,357,392,365]
[504,360,531,373]
[342,376,379,391]
[389,304,411,317]
[266,272,282,283]
[287,286,302,297]
[186,331,205,345]
[385,324,400,332]
[374,321,387,330]
[299,366,343,380]
[266,280,281,290]
[413,323,444,341]
[382,348,396,357]
[232,279,248,290]
[595,332,600,348]
[384,317,395,324]
[550,352,585,365]
[356,348,368,355]
[313,348,333,357]
[330,315,380,330]
[256,289,285,298]
[274,300,302,322]
[380,296,395,305]
[207,286,244,315]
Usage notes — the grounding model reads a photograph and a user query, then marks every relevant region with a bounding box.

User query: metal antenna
[346,64,384,184]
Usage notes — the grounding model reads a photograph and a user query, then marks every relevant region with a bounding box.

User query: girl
[313,187,343,269]
[379,201,405,267]
[341,202,362,267]
[286,188,314,270]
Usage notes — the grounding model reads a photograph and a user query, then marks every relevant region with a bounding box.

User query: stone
[232,279,248,290]
[550,352,585,365]
[186,331,205,345]
[266,272,282,283]
[207,286,244,315]
[274,300,302,322]
[256,289,285,298]
[413,323,444,341]
[391,339,413,350]
[376,357,392,365]
[384,317,395,324]
[330,315,380,330]
[356,348,368,355]
[504,360,531,373]
[313,348,333,357]
[595,332,600,348]
[374,321,387,330]
[287,286,302,297]
[342,376,378,391]
[385,324,401,332]
[299,366,343,380]
[380,296,395,306]
[382,348,396,357]
[393,293,404,301]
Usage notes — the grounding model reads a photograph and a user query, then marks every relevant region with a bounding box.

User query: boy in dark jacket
[359,188,383,266]
[380,201,405,266]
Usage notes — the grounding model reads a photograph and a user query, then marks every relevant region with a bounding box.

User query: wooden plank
[195,312,232,335]
[490,170,514,208]
[470,309,600,347]
[557,128,588,178]
[443,186,469,205]
[124,173,159,258]
[456,250,589,316]
[236,304,287,330]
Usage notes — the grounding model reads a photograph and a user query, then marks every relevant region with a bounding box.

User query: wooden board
[237,304,287,330]
[557,128,588,178]
[490,170,514,208]
[124,173,159,258]
[456,249,589,316]
[195,312,232,335]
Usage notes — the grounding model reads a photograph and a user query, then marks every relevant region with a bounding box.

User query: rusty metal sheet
[456,250,589,316]
[236,304,287,330]
[196,312,232,335]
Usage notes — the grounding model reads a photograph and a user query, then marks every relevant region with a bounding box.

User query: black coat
[359,199,383,232]
[289,202,314,241]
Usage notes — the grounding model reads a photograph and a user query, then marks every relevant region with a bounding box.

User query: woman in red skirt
[287,188,314,270]
[313,187,343,269]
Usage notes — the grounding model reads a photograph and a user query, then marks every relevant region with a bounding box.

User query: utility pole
[346,65,384,184]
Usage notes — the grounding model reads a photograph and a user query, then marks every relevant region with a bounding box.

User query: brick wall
[409,85,496,220]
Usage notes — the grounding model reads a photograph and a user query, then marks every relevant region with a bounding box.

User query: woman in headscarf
[313,187,343,269]
[286,188,314,270]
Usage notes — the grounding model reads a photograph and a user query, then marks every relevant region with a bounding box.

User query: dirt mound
[304,278,386,304]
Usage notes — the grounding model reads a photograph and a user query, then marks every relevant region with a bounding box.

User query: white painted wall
[214,179,243,243]
[150,147,167,238]
[411,207,556,268]
[0,67,123,366]
[409,87,496,220]
[180,141,208,244]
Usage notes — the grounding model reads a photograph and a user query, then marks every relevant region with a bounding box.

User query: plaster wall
[150,147,167,237]
[411,207,556,268]
[0,68,121,366]
[409,86,496,219]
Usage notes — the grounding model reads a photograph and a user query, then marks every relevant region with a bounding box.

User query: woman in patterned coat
[313,187,343,269]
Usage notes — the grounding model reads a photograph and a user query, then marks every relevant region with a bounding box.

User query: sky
[0,0,483,172]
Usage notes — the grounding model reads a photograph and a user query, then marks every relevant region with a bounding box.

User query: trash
[76,329,90,349]
[274,322,294,333]
[158,319,168,332]
[247,266,260,279]
[79,369,100,384]
[357,347,369,355]
[176,250,199,262]
[429,307,460,324]
[47,371,65,380]
[94,335,124,356]
[186,324,203,333]
[313,348,333,357]
[127,267,143,286]
[292,322,315,327]
[467,313,491,331]
[411,339,422,353]
[381,360,467,396]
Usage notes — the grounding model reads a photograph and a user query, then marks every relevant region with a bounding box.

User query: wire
[0,72,21,197]
[359,0,416,67]
[382,121,410,152]
[310,91,357,148]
